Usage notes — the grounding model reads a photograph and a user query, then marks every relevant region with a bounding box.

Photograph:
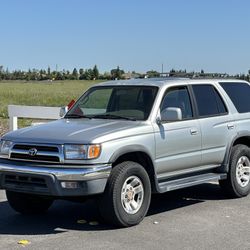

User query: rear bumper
[0,160,111,197]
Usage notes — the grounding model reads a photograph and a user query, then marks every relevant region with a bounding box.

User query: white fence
[8,105,61,131]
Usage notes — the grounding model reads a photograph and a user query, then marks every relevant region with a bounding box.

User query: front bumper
[0,159,111,197]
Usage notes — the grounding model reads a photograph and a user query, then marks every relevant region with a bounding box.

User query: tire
[98,161,151,227]
[219,144,250,198]
[6,190,53,214]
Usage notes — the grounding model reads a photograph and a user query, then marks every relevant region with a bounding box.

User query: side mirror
[160,107,182,122]
[60,106,68,118]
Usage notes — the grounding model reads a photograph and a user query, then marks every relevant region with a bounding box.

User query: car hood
[2,118,149,144]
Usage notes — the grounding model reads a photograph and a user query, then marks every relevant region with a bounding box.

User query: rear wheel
[219,144,250,198]
[98,161,151,227]
[6,190,53,214]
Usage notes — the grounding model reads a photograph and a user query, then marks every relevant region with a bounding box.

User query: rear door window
[192,85,227,117]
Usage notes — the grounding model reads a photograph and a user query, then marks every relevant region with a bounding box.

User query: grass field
[0,80,102,134]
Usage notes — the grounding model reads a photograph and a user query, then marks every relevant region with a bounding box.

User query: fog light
[61,181,79,189]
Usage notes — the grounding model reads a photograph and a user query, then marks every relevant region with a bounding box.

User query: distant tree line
[0,65,250,81]
[0,65,126,81]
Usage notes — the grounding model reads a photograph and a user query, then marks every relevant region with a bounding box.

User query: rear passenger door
[192,84,235,167]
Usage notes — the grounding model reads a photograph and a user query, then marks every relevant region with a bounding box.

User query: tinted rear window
[220,82,250,113]
[192,85,227,117]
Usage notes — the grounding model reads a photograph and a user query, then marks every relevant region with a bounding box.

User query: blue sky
[0,0,250,74]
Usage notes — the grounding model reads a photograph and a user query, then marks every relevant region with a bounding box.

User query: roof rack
[159,72,232,79]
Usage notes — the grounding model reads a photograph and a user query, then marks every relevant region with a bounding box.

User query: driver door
[153,86,202,179]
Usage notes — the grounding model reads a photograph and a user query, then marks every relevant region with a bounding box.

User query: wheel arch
[109,145,158,192]
[221,132,250,172]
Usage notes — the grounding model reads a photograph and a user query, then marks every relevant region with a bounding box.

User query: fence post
[9,116,18,131]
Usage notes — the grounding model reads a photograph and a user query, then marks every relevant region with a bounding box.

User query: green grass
[0,80,102,118]
[0,80,102,132]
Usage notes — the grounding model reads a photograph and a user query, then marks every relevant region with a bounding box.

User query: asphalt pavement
[1,183,250,250]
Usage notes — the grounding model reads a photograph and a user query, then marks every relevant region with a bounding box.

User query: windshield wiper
[91,114,136,121]
[64,114,92,119]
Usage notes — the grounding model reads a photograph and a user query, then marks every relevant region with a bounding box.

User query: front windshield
[65,86,158,120]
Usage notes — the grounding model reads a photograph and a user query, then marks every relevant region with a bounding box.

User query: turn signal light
[88,145,101,159]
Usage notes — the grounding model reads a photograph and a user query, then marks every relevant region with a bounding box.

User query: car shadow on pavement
[148,182,227,216]
[0,183,227,235]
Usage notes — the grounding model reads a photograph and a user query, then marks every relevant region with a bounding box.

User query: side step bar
[158,173,227,193]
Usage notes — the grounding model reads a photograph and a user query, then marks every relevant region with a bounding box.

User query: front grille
[10,153,60,162]
[4,174,49,193]
[10,143,62,163]
[13,144,59,152]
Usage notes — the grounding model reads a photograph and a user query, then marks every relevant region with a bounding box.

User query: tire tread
[98,161,151,227]
[220,144,250,198]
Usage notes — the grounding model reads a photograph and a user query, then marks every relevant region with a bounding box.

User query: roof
[93,78,247,88]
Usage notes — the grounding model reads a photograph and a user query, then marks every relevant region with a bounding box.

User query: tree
[63,70,71,80]
[84,69,93,80]
[25,69,32,81]
[79,68,84,75]
[146,70,160,78]
[0,66,3,80]
[92,65,99,80]
[110,66,124,80]
[30,68,38,80]
[55,71,64,80]
[100,71,111,80]
[79,68,85,80]
[71,68,78,80]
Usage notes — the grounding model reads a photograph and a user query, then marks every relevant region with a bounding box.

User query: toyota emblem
[28,148,38,156]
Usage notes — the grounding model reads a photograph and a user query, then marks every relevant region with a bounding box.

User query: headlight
[0,140,13,156]
[64,144,101,160]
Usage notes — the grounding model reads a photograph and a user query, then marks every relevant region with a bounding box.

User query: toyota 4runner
[1,78,250,227]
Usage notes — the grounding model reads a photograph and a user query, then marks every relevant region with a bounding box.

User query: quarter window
[192,85,227,117]
[220,82,250,113]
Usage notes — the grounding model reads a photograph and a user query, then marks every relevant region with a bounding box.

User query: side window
[160,87,193,120]
[192,85,227,117]
[214,88,227,114]
[220,82,250,113]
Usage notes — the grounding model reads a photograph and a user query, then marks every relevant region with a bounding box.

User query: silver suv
[1,78,250,227]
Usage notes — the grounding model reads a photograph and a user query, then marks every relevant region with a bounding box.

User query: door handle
[227,124,235,130]
[190,129,198,135]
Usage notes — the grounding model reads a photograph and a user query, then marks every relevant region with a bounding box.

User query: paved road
[1,183,250,250]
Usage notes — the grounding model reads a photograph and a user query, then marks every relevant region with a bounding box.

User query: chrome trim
[11,149,59,157]
[0,162,111,181]
[28,148,38,156]
[9,142,64,163]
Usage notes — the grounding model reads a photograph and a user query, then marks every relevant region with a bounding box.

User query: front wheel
[98,161,151,227]
[6,190,54,214]
[219,144,250,198]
